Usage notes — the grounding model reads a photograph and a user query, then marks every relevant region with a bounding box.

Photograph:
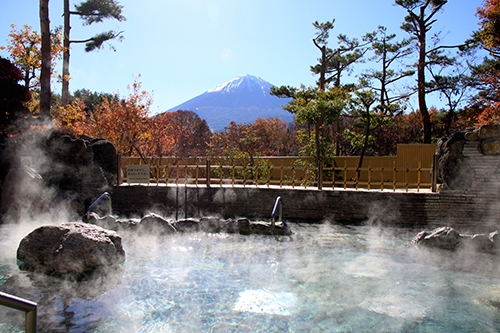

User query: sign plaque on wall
[127,165,150,184]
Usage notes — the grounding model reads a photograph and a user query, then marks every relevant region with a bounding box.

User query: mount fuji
[166,75,293,132]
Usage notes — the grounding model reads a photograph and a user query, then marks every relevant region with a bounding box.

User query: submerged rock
[84,213,293,236]
[224,218,293,236]
[412,226,460,250]
[413,227,499,254]
[17,222,125,280]
[461,230,499,254]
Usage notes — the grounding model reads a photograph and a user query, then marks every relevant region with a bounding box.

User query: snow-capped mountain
[166,75,293,132]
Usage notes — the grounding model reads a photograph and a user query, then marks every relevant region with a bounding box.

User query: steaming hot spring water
[1,220,500,332]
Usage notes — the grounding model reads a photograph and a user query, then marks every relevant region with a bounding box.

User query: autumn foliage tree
[55,78,151,156]
[252,117,299,156]
[0,24,64,91]
[145,110,211,158]
[477,0,500,55]
[467,0,500,125]
[208,117,298,169]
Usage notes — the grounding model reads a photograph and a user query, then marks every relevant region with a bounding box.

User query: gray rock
[436,133,472,190]
[84,212,119,230]
[173,219,201,232]
[138,213,176,235]
[17,222,125,280]
[412,226,460,250]
[478,124,500,140]
[481,138,500,155]
[461,230,499,254]
[90,138,118,183]
[199,217,223,233]
[224,218,292,236]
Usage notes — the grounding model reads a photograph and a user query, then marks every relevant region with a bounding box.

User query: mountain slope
[166,75,293,132]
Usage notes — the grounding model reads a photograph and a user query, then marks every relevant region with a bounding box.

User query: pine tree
[61,0,125,106]
[395,0,447,143]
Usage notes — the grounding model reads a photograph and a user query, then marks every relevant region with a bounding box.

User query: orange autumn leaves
[474,0,500,126]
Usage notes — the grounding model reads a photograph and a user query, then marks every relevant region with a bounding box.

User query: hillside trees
[208,118,298,163]
[146,111,211,158]
[252,117,299,156]
[62,0,125,105]
[55,78,151,156]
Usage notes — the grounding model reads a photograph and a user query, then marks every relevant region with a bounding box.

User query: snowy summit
[166,75,293,132]
[208,75,271,95]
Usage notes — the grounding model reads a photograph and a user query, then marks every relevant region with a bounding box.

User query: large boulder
[17,222,125,280]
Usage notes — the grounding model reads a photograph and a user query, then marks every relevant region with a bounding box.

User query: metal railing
[0,291,37,333]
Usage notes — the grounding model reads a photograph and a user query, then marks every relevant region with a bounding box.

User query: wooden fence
[117,144,437,192]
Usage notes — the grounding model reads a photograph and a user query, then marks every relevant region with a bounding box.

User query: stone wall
[110,185,500,232]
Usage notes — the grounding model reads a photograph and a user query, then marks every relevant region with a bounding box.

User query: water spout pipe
[86,192,112,219]
[271,196,282,229]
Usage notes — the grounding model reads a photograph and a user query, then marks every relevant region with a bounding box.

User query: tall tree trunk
[315,44,327,185]
[418,6,431,143]
[357,105,371,179]
[39,0,51,120]
[62,0,70,106]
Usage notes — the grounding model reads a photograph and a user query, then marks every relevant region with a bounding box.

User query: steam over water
[1,223,500,332]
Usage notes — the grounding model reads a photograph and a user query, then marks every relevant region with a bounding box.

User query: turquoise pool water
[1,223,499,332]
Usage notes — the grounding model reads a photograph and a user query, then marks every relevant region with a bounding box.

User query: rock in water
[17,222,125,280]
[412,226,460,250]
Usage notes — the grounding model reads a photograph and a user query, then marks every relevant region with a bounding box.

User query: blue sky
[0,0,484,114]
